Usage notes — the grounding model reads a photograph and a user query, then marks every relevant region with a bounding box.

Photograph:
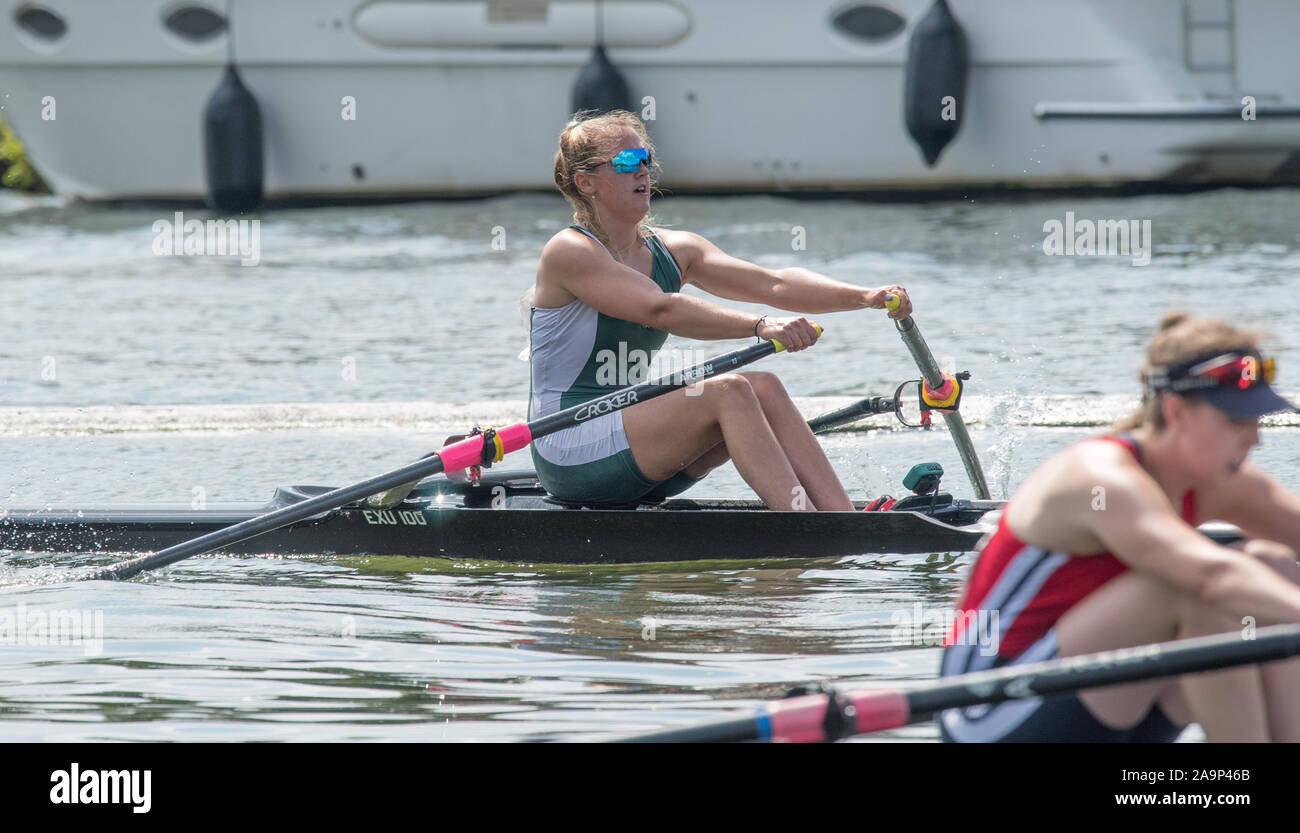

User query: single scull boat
[0,467,1000,564]
[0,460,1242,564]
[2,389,997,563]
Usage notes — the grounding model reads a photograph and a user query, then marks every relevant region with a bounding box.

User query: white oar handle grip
[769,323,823,353]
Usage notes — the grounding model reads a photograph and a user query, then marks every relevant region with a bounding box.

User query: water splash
[984,392,1036,500]
[0,558,81,587]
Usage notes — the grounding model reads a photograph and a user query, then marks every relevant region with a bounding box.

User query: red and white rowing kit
[939,434,1190,742]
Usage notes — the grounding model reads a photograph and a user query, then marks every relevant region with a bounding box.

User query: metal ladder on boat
[1182,0,1238,98]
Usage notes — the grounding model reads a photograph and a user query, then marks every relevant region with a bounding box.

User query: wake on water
[4,395,1300,437]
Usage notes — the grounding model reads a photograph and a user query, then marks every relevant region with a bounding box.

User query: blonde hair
[552,110,659,249]
[1115,311,1265,431]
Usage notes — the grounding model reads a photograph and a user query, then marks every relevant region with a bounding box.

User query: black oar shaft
[83,454,451,581]
[615,718,760,744]
[613,624,1300,742]
[806,397,894,434]
[892,314,990,499]
[904,624,1300,721]
[527,340,776,437]
[84,338,786,581]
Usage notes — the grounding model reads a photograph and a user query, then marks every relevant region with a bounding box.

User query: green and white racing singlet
[528,225,701,503]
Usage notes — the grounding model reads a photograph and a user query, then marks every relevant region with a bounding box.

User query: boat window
[831,4,906,42]
[14,4,67,39]
[486,0,548,23]
[164,5,227,41]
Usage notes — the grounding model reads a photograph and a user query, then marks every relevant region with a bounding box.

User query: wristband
[753,315,768,339]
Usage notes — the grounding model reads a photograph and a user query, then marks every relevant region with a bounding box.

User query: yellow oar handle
[884,293,901,313]
[770,323,823,353]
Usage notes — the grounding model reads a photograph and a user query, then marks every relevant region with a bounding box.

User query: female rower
[529,110,911,511]
[941,312,1300,742]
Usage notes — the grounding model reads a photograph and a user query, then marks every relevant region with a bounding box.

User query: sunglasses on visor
[1145,351,1276,394]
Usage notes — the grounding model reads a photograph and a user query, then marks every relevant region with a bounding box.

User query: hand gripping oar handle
[81,330,815,582]
[616,623,1300,742]
[883,294,990,499]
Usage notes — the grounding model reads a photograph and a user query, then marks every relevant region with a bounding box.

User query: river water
[1,186,1297,741]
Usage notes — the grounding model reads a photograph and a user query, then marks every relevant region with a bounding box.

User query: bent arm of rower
[541,236,763,340]
[1082,464,1300,624]
[667,231,906,315]
[1197,460,1300,553]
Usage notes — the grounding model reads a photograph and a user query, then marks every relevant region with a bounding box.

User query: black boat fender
[571,1,630,114]
[572,44,631,115]
[204,63,264,213]
[903,0,969,166]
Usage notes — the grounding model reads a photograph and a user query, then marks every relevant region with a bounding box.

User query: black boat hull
[0,472,1242,564]
[0,474,997,564]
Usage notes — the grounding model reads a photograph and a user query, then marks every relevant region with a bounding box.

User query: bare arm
[1037,446,1300,625]
[1195,460,1300,550]
[658,229,911,317]
[540,233,787,342]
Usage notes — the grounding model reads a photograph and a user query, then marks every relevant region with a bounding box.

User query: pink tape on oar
[436,435,487,473]
[846,689,911,734]
[495,423,532,456]
[766,694,833,743]
[436,424,534,473]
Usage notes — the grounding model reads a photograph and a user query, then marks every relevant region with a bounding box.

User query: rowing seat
[542,495,667,510]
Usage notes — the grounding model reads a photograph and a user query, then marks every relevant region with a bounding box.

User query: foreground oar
[82,334,806,581]
[616,624,1300,742]
[884,295,990,499]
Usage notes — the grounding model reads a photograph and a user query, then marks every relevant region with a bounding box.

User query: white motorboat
[2,0,1298,207]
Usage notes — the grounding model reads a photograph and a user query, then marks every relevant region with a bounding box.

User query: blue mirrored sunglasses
[587,147,652,173]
